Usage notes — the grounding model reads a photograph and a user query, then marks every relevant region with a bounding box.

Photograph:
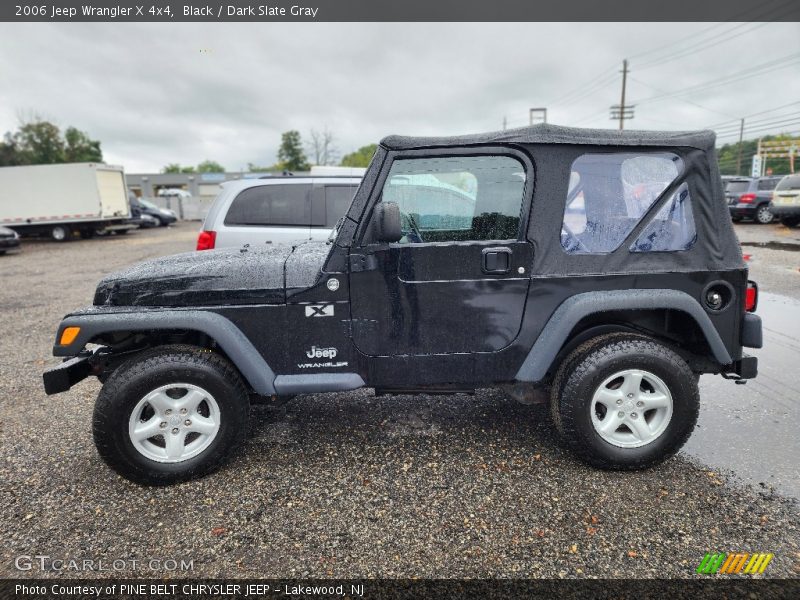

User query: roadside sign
[751,155,762,178]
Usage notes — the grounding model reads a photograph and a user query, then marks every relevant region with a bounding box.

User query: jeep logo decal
[305,304,334,317]
[306,346,337,359]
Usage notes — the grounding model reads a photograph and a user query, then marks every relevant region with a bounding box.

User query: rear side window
[561,152,683,254]
[224,184,310,227]
[630,183,696,252]
[757,178,778,191]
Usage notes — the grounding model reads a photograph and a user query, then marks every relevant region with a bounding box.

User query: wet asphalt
[0,221,798,579]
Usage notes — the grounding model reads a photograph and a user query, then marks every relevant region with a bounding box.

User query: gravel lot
[0,222,798,579]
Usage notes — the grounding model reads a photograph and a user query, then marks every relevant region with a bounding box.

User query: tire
[755,204,774,224]
[51,225,70,242]
[93,345,250,485]
[550,335,699,470]
[780,217,800,228]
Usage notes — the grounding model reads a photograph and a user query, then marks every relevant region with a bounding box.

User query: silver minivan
[197,176,361,250]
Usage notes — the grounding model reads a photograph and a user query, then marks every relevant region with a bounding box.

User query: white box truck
[0,163,132,241]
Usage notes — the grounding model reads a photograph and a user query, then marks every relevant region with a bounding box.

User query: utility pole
[619,59,628,130]
[736,118,745,175]
[610,60,634,128]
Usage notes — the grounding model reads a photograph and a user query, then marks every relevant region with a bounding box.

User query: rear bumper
[726,354,758,380]
[728,204,758,219]
[769,205,800,218]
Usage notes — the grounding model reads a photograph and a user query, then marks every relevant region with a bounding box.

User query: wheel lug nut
[165,409,172,416]
[636,401,644,407]
[627,393,634,399]
[171,428,179,435]
[184,419,191,426]
[616,399,622,405]
[180,408,187,415]
[159,422,167,429]
[617,411,625,418]
[631,412,638,419]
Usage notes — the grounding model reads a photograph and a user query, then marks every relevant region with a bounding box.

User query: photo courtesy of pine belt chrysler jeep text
[42,124,763,485]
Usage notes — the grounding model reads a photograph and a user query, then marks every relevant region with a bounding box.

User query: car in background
[0,225,20,254]
[769,174,800,227]
[197,176,361,250]
[157,188,192,199]
[129,195,177,227]
[726,176,782,224]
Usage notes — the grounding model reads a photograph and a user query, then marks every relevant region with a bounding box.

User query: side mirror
[372,202,402,243]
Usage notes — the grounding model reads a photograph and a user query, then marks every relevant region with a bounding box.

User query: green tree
[0,133,21,166]
[717,133,796,176]
[13,121,65,164]
[64,126,103,162]
[277,130,309,171]
[340,143,378,168]
[162,163,196,174]
[196,160,225,173]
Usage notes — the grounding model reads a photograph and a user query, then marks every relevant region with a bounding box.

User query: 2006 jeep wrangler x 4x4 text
[43,124,762,485]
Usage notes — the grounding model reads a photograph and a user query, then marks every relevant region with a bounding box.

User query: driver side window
[377,155,526,243]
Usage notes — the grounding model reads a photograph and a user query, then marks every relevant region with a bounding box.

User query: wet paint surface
[684,292,800,498]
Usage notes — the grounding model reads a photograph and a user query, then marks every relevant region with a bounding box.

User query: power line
[629,75,736,119]
[705,101,800,130]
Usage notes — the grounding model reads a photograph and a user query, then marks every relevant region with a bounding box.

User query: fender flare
[515,289,732,383]
[53,310,276,396]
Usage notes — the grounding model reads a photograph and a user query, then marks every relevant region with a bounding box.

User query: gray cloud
[0,22,798,172]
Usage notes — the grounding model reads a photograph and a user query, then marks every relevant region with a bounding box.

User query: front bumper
[0,237,20,249]
[42,351,94,395]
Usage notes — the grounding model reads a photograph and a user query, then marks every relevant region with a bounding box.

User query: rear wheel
[780,217,800,228]
[93,345,250,485]
[755,204,774,224]
[550,335,699,469]
[51,225,70,242]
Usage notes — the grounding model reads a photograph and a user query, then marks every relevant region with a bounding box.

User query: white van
[197,176,361,250]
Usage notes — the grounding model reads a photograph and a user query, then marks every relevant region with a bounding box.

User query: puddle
[740,241,800,252]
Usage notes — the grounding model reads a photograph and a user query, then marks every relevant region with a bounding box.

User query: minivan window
[325,185,357,227]
[224,184,310,227]
[776,175,800,191]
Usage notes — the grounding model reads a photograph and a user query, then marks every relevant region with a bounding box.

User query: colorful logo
[696,552,773,575]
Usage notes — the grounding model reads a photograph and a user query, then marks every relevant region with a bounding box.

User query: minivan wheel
[551,335,699,470]
[93,345,249,485]
[755,204,774,224]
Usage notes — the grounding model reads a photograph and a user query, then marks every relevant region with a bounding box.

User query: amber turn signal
[59,326,80,345]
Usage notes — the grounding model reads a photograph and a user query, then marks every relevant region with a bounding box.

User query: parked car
[197,176,361,250]
[43,124,761,485]
[157,188,191,199]
[726,176,782,224]
[0,225,20,254]
[769,174,800,227]
[130,196,177,227]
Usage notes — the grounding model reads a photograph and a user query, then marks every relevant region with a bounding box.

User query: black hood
[93,242,330,307]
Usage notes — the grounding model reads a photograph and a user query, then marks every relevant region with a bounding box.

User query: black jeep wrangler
[43,125,762,485]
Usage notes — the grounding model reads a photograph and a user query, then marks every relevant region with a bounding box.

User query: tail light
[739,193,757,204]
[196,230,216,250]
[745,280,758,312]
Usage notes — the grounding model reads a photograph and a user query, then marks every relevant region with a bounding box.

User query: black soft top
[381,124,715,152]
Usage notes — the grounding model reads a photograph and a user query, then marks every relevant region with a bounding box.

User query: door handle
[482,247,512,274]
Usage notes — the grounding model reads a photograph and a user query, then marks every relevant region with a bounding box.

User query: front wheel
[755,204,774,224]
[93,345,250,485]
[51,225,70,242]
[550,335,699,470]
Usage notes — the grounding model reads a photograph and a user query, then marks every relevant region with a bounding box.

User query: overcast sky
[0,22,798,172]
